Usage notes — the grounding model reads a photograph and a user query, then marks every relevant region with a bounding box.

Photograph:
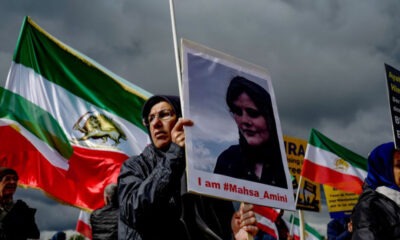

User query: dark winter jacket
[351,187,400,239]
[0,199,40,240]
[118,143,234,240]
[327,217,351,240]
[90,204,119,240]
[118,95,235,240]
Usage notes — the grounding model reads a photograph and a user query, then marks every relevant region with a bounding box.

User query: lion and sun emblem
[72,111,127,148]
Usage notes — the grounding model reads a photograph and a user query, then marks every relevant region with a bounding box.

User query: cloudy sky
[2,0,400,237]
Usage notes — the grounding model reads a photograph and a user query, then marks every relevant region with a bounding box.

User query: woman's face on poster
[231,92,270,146]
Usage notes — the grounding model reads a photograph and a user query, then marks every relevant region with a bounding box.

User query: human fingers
[231,211,242,234]
[171,130,185,147]
[240,203,255,223]
[172,118,193,132]
[180,118,194,127]
[240,202,254,213]
[239,214,257,228]
[172,118,194,147]
[233,228,248,240]
[241,225,259,237]
[347,222,353,232]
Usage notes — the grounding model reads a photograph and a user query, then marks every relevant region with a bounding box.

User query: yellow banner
[323,185,359,216]
[284,135,321,212]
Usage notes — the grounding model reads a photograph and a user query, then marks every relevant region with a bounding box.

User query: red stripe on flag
[76,211,92,239]
[0,125,127,210]
[253,206,280,239]
[253,205,280,222]
[257,221,278,239]
[301,159,363,194]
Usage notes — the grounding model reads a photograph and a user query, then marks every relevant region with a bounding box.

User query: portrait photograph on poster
[181,39,295,210]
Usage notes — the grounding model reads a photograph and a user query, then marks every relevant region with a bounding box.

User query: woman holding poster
[214,76,287,188]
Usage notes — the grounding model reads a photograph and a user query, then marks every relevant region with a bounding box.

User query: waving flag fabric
[300,129,367,194]
[0,16,151,210]
[76,211,92,239]
[287,215,324,240]
[253,206,280,239]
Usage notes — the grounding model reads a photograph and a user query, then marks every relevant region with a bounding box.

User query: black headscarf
[141,95,182,146]
[142,95,182,122]
[225,77,286,187]
[226,76,280,153]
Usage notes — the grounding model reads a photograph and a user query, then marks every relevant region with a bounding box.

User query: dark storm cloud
[171,0,400,156]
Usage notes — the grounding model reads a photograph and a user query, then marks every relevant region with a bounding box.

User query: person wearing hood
[214,76,287,188]
[351,142,400,239]
[118,95,258,240]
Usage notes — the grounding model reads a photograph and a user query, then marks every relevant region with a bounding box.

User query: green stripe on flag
[289,215,324,240]
[0,87,73,158]
[14,17,148,131]
[309,129,367,171]
[304,223,324,240]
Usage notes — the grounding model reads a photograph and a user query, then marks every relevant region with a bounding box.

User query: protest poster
[181,39,295,210]
[323,185,359,219]
[385,63,400,149]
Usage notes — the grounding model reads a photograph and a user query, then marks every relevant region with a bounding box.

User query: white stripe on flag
[305,144,367,179]
[255,212,279,239]
[6,62,148,156]
[76,210,92,240]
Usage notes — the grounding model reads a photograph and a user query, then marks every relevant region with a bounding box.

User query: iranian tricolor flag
[253,205,280,239]
[286,215,324,240]
[300,129,367,195]
[76,211,92,239]
[0,16,151,211]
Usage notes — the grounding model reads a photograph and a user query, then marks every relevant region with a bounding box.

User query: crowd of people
[4,77,400,240]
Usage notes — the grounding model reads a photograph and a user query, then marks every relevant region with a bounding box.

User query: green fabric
[0,87,72,158]
[13,17,149,131]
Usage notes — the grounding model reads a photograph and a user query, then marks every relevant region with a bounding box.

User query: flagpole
[293,175,306,240]
[299,210,306,240]
[289,175,303,237]
[169,0,184,112]
[289,214,295,239]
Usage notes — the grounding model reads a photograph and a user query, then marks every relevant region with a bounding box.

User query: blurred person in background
[90,183,119,240]
[0,167,40,240]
